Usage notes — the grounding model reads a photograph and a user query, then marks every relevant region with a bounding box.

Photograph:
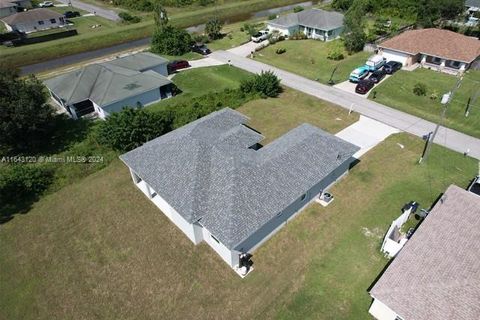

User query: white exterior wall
[130,168,201,244]
[267,23,298,37]
[201,226,239,267]
[7,17,65,33]
[369,298,401,320]
[380,48,411,65]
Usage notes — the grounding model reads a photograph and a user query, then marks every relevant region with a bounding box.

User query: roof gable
[379,28,480,63]
[120,108,359,249]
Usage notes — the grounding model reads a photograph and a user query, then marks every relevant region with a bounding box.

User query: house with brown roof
[368,185,480,320]
[378,28,480,74]
[1,8,65,33]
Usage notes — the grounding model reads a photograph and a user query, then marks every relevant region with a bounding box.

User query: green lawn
[147,65,253,111]
[0,128,475,319]
[207,21,263,51]
[370,68,480,138]
[254,39,371,84]
[0,0,304,68]
[68,15,118,34]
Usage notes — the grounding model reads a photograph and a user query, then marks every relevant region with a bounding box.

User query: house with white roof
[120,108,359,276]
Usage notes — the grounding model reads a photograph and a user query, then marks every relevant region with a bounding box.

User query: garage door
[381,49,411,65]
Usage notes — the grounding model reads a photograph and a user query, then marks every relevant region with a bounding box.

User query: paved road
[20,37,150,75]
[56,0,119,21]
[211,50,480,160]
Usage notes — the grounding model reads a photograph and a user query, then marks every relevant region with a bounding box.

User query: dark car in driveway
[384,61,402,74]
[167,60,190,74]
[64,11,81,18]
[368,69,387,83]
[191,43,211,55]
[355,79,375,94]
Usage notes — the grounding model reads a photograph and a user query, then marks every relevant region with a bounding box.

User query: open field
[0,0,305,68]
[254,39,371,84]
[370,68,480,139]
[1,96,476,319]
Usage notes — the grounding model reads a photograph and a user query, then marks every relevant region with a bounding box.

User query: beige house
[378,28,480,74]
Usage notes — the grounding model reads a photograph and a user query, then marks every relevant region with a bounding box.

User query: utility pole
[465,89,480,117]
[419,76,463,164]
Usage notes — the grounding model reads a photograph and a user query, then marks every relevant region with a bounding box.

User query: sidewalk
[210,50,480,160]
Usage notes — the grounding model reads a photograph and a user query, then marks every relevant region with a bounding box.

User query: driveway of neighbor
[336,115,400,158]
[209,50,480,160]
[334,75,392,99]
[55,0,120,21]
[227,40,269,57]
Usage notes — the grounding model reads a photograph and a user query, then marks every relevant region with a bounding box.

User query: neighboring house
[466,0,480,15]
[1,8,65,33]
[44,52,172,119]
[0,0,31,18]
[369,185,480,320]
[378,28,480,74]
[120,108,359,275]
[267,8,344,41]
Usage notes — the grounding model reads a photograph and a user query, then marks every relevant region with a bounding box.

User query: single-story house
[0,0,31,18]
[267,8,344,41]
[120,108,359,275]
[378,28,480,74]
[44,52,172,119]
[369,185,480,320]
[466,0,480,14]
[1,8,65,33]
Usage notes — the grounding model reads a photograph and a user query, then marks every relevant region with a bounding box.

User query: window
[211,235,219,243]
[50,18,56,23]
[300,193,307,201]
[450,61,461,68]
[59,17,64,23]
[432,57,441,64]
[38,20,44,25]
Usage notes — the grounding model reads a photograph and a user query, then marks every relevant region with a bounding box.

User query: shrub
[199,0,214,6]
[0,165,53,206]
[205,16,224,40]
[96,108,173,152]
[343,28,366,53]
[268,14,277,20]
[275,48,286,54]
[430,90,439,100]
[327,42,345,60]
[293,6,304,13]
[290,30,307,40]
[151,25,192,56]
[193,33,209,44]
[118,12,141,23]
[413,82,427,96]
[242,23,258,36]
[240,71,282,98]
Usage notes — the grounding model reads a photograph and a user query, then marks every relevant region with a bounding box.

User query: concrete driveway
[334,74,392,98]
[227,40,269,57]
[209,50,480,160]
[336,115,400,158]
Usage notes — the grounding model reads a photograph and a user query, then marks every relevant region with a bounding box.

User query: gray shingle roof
[1,8,62,25]
[269,8,344,31]
[370,185,480,320]
[44,52,171,110]
[120,108,359,249]
[466,0,480,8]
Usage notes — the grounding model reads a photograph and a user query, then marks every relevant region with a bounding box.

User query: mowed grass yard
[0,96,476,318]
[369,68,480,138]
[255,39,371,84]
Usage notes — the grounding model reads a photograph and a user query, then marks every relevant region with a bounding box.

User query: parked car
[39,1,54,7]
[167,60,190,74]
[468,175,480,196]
[64,11,81,18]
[191,43,211,55]
[365,54,386,71]
[349,66,370,82]
[251,30,269,43]
[355,79,375,94]
[384,61,403,74]
[368,69,387,83]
